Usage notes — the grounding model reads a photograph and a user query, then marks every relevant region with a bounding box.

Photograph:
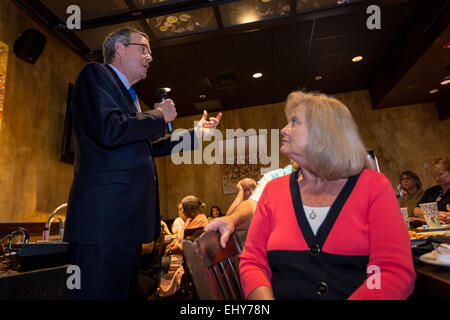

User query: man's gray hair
[102,27,149,64]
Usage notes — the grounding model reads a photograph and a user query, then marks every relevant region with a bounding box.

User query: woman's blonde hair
[285,91,372,179]
[432,157,450,173]
[181,195,205,218]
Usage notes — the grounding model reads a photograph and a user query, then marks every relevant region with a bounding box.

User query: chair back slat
[181,239,218,299]
[182,231,244,300]
[225,257,244,299]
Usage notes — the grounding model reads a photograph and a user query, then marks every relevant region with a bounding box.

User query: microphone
[156,88,173,133]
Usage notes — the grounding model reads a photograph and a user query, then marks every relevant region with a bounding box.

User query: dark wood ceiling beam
[123,0,157,42]
[80,0,240,30]
[289,0,297,18]
[135,0,414,49]
[369,0,450,109]
[212,6,224,30]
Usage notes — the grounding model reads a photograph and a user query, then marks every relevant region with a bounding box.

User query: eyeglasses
[432,171,445,179]
[124,42,151,55]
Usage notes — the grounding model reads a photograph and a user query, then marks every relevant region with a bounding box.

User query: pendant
[309,210,317,220]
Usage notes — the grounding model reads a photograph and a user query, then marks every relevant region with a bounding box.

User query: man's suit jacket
[63,62,195,246]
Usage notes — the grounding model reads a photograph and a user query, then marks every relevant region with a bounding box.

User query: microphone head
[156,88,168,102]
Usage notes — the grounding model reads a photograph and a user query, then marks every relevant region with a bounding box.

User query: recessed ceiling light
[440,79,450,85]
[199,94,206,99]
[352,56,363,62]
[163,87,171,93]
[429,89,439,94]
[252,72,263,79]
[315,76,322,81]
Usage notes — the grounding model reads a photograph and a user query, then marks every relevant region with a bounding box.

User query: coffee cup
[419,202,441,228]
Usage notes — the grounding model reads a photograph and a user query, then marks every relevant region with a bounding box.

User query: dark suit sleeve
[151,129,198,157]
[72,63,166,148]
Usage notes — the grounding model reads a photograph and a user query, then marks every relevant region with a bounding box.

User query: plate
[419,250,450,267]
[416,224,450,232]
[411,238,428,246]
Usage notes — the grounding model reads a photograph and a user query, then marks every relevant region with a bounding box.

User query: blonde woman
[239,91,416,300]
[414,158,450,224]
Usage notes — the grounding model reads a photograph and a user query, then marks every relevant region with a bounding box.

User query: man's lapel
[104,64,138,113]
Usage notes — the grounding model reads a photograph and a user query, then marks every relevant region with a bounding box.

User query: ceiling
[12,0,450,119]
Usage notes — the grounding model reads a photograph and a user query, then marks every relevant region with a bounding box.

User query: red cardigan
[239,169,416,300]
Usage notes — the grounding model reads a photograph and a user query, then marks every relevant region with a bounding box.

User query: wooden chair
[182,231,244,300]
[183,227,205,241]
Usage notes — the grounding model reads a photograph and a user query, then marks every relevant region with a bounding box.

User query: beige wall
[0,0,85,222]
[158,91,450,220]
[334,91,450,193]
[0,2,449,224]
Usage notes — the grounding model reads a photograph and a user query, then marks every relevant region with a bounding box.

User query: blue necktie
[128,87,137,102]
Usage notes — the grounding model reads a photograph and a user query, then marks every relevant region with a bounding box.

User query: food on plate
[409,231,428,239]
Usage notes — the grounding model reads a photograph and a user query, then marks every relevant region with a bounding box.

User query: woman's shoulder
[265,172,292,188]
[196,213,209,224]
[358,169,393,190]
[424,185,442,195]
[359,168,386,180]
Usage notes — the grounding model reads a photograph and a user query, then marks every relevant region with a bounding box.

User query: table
[0,265,71,299]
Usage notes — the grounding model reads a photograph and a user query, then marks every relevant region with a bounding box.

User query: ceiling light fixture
[440,79,450,85]
[315,76,322,81]
[253,72,263,79]
[200,94,206,99]
[429,89,438,94]
[163,87,171,93]
[352,56,363,62]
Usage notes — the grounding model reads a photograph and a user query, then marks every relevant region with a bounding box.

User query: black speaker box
[13,29,47,64]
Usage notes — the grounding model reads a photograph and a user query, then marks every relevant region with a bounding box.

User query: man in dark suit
[63,27,221,299]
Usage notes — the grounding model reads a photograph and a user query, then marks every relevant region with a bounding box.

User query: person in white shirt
[205,162,299,248]
[171,203,187,236]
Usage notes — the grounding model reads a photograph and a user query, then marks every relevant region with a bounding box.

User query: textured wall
[335,90,450,192]
[0,1,85,222]
[157,103,291,220]
[158,91,450,220]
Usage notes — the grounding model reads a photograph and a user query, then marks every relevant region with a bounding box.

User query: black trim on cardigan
[289,170,361,250]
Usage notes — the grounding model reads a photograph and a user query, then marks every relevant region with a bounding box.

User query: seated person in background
[142,220,172,255]
[209,205,223,220]
[239,90,415,300]
[225,178,257,216]
[171,203,187,236]
[158,195,208,297]
[205,161,299,248]
[167,196,209,253]
[160,220,172,236]
[137,221,169,299]
[222,178,257,247]
[398,170,425,218]
[414,158,450,224]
